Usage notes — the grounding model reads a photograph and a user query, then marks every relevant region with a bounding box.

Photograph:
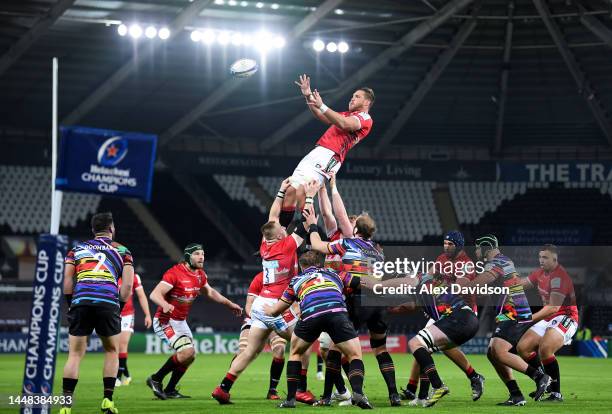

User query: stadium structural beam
[493,1,514,154]
[62,0,213,125]
[0,0,76,78]
[158,0,343,147]
[259,0,475,151]
[533,0,612,147]
[578,3,612,49]
[373,4,480,155]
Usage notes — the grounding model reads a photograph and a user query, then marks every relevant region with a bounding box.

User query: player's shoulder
[552,265,570,278]
[455,251,473,263]
[350,110,372,121]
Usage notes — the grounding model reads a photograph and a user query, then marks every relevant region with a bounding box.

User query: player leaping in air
[278,75,374,225]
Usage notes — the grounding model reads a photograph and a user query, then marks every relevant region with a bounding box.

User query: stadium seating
[0,165,101,233]
[450,181,550,225]
[258,176,442,242]
[214,175,267,214]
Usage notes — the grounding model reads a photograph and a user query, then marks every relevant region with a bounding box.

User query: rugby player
[60,212,134,414]
[146,243,242,400]
[116,273,151,387]
[237,271,290,400]
[280,75,374,216]
[361,259,480,407]
[212,179,313,405]
[455,235,551,406]
[264,250,373,409]
[401,231,485,406]
[304,203,401,406]
[516,244,578,402]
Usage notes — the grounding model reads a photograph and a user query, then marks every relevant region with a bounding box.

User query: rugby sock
[526,352,542,370]
[418,376,430,400]
[298,369,308,392]
[341,357,350,377]
[317,353,324,374]
[323,350,342,398]
[542,356,560,393]
[165,365,188,393]
[334,369,348,394]
[269,357,285,391]
[62,378,77,407]
[376,352,398,394]
[465,365,479,380]
[348,359,365,395]
[405,378,418,395]
[505,379,522,398]
[286,361,302,400]
[413,348,443,389]
[118,352,128,378]
[103,377,115,401]
[220,373,237,392]
[525,365,541,380]
[152,355,179,381]
[279,207,296,228]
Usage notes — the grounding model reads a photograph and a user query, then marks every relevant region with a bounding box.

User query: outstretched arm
[263,298,292,317]
[308,90,360,132]
[303,206,331,254]
[269,178,292,223]
[135,287,152,329]
[201,284,243,316]
[329,173,353,237]
[295,74,331,125]
[318,184,337,234]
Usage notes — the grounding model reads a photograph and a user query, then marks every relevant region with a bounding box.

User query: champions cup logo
[97,136,128,167]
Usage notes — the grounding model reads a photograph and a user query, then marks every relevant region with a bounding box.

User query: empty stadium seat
[0,166,101,233]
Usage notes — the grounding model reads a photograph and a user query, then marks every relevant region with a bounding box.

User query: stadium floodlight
[335,9,344,15]
[202,29,215,44]
[273,36,286,48]
[231,32,243,46]
[313,39,325,52]
[240,1,248,6]
[256,2,264,8]
[190,30,202,42]
[338,41,349,53]
[145,26,157,39]
[158,27,170,40]
[326,41,337,52]
[214,0,225,4]
[271,3,279,9]
[218,31,231,45]
[242,34,253,46]
[129,24,143,39]
[228,0,237,5]
[117,24,128,36]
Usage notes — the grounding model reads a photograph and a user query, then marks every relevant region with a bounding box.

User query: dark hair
[541,244,559,255]
[299,250,324,269]
[261,221,278,241]
[359,87,375,107]
[355,213,376,239]
[91,212,113,234]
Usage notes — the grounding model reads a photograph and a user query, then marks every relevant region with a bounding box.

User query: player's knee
[179,347,196,362]
[486,346,496,362]
[369,335,387,354]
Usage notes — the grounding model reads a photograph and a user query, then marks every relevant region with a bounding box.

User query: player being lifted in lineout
[277,74,375,227]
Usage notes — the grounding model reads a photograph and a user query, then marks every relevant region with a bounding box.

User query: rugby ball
[230,58,258,78]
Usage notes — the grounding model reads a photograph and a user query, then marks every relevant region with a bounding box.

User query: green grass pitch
[0,353,611,413]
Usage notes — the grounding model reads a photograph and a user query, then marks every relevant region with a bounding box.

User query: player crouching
[146,243,242,400]
[264,250,373,409]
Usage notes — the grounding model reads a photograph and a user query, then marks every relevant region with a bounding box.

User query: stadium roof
[2,0,612,154]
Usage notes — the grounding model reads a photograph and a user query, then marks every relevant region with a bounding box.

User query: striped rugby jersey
[327,237,384,278]
[417,273,470,321]
[65,236,134,309]
[484,254,532,323]
[281,266,359,321]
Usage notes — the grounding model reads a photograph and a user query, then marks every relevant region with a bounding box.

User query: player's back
[330,237,383,277]
[66,236,133,308]
[486,254,532,323]
[284,267,353,320]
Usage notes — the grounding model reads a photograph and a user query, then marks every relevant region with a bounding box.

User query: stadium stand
[0,166,101,233]
[214,174,267,214]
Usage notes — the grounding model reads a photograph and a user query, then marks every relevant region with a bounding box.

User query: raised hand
[294,74,312,97]
[307,89,324,108]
